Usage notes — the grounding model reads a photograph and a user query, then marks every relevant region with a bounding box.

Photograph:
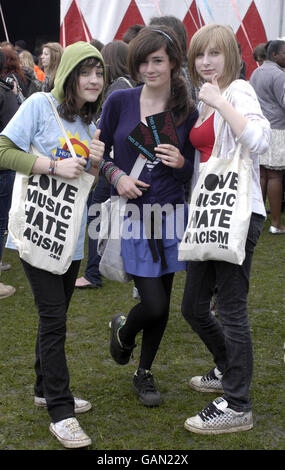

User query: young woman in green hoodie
[0,41,106,449]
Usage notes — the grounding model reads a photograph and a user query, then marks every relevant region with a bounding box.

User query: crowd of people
[0,16,284,449]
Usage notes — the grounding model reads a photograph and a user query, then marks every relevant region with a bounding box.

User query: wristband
[85,157,99,172]
[48,158,57,175]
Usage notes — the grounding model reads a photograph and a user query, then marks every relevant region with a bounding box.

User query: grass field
[0,215,284,452]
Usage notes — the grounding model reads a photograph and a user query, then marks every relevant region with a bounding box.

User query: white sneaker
[49,417,92,448]
[269,225,285,234]
[0,262,11,272]
[133,286,140,299]
[184,397,253,435]
[0,282,16,299]
[189,367,224,393]
[34,396,91,414]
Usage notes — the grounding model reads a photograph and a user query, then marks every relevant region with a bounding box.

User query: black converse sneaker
[133,368,162,407]
[184,397,253,435]
[110,314,136,365]
[189,367,224,393]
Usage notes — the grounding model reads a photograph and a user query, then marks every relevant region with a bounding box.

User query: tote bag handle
[41,92,78,159]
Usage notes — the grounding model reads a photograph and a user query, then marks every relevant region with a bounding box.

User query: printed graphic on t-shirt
[52,131,90,161]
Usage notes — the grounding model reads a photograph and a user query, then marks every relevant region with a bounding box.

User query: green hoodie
[51,41,106,114]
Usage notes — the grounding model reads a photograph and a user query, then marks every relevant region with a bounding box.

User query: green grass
[0,215,284,451]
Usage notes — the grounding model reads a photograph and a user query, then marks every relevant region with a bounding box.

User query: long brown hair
[101,40,129,88]
[128,25,196,126]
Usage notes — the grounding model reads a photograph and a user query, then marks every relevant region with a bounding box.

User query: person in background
[238,43,247,79]
[1,46,28,102]
[101,40,137,99]
[33,62,45,82]
[14,40,41,77]
[40,42,63,92]
[0,49,19,298]
[90,38,104,51]
[250,39,285,233]
[0,41,14,50]
[0,41,106,448]
[14,40,27,56]
[182,24,270,435]
[123,24,144,44]
[253,43,267,66]
[19,50,42,97]
[99,25,197,407]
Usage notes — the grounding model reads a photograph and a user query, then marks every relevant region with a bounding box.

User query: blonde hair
[19,50,35,69]
[188,24,241,89]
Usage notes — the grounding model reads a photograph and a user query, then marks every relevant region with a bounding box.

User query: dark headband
[151,29,174,44]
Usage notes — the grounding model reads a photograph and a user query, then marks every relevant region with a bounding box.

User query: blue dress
[99,86,198,277]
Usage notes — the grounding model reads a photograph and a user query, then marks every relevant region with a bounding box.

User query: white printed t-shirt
[2,92,96,260]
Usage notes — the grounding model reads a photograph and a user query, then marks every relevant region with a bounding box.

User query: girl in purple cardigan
[99,26,197,407]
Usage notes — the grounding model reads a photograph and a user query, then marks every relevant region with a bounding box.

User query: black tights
[119,273,174,370]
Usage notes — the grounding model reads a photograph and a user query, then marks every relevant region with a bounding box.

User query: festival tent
[60,0,285,79]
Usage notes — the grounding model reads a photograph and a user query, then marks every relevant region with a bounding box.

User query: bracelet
[112,170,127,189]
[48,158,57,176]
[101,161,125,185]
[86,157,99,172]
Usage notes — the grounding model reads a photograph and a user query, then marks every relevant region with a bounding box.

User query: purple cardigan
[99,86,198,208]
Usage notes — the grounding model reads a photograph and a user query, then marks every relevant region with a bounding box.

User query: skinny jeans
[21,258,80,423]
[181,213,264,412]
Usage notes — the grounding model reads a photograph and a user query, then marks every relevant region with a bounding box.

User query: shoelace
[203,368,219,382]
[198,402,223,422]
[65,418,82,435]
[117,327,125,348]
[117,318,136,354]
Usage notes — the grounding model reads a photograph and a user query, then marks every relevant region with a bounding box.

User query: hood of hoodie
[51,41,105,112]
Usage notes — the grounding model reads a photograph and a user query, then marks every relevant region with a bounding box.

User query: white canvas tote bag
[178,119,252,265]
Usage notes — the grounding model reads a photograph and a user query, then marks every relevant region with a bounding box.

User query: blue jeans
[84,175,110,285]
[181,213,265,412]
[0,170,15,262]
